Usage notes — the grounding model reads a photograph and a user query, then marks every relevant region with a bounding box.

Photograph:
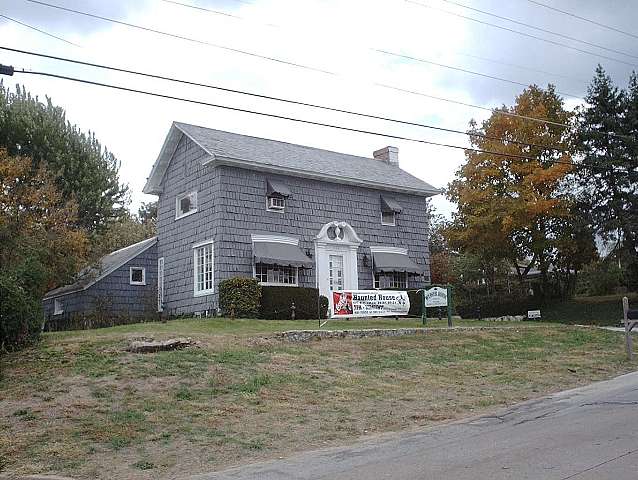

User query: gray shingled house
[42,237,158,328]
[143,122,439,316]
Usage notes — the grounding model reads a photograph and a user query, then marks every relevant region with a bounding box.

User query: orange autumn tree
[446,85,576,297]
[0,149,88,349]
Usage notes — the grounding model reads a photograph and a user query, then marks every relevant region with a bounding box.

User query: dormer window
[266,179,290,213]
[267,195,285,211]
[176,191,197,219]
[380,195,402,226]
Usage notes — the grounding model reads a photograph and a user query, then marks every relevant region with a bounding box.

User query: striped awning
[373,251,424,274]
[253,241,313,268]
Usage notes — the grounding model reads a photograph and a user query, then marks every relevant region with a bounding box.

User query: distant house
[142,122,440,316]
[42,237,158,329]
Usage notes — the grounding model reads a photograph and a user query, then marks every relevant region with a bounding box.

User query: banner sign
[424,286,448,307]
[330,290,410,318]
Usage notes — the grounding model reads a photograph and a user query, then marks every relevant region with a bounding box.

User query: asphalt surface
[191,371,638,480]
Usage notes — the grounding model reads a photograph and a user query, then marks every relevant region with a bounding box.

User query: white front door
[315,222,362,298]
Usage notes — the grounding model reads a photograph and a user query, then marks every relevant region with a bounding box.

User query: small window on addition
[176,191,198,219]
[54,298,63,315]
[130,267,146,285]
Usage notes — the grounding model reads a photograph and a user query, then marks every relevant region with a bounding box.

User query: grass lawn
[1,317,636,479]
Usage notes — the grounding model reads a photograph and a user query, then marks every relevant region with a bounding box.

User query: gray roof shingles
[173,122,440,195]
[43,237,157,299]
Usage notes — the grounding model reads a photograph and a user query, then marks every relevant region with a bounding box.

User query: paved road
[191,371,638,480]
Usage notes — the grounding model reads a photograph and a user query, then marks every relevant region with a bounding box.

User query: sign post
[423,284,453,327]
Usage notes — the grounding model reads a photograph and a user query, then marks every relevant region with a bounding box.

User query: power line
[437,0,638,61]
[5,44,626,142]
[0,13,80,47]
[0,45,566,151]
[524,0,638,41]
[23,0,336,76]
[8,66,593,171]
[374,49,581,99]
[23,1,592,105]
[160,0,588,90]
[405,0,638,69]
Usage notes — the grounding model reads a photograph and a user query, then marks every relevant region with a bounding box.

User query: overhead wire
[8,66,624,174]
[0,13,80,47]
[523,0,638,41]
[436,0,638,60]
[405,0,638,69]
[0,45,567,151]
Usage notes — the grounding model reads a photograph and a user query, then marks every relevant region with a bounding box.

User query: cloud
[1,0,635,218]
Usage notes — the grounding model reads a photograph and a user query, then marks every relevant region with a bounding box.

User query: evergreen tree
[574,66,636,257]
[0,83,129,233]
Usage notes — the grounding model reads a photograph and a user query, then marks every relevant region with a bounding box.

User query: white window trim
[53,298,63,315]
[157,257,164,312]
[129,267,146,286]
[193,239,214,297]
[266,195,286,213]
[175,190,198,220]
[381,210,396,226]
[253,263,299,287]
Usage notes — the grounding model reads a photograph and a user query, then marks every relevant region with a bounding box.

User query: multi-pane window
[329,255,344,291]
[129,267,145,285]
[176,191,198,219]
[381,211,396,226]
[267,195,285,212]
[374,272,407,289]
[194,241,214,295]
[255,263,297,285]
[54,298,63,315]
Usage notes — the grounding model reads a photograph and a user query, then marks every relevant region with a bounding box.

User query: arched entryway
[314,221,362,298]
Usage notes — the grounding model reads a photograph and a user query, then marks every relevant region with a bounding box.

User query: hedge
[219,277,262,318]
[455,294,538,319]
[260,286,325,319]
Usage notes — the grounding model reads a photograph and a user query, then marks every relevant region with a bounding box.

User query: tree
[90,214,156,260]
[138,201,158,226]
[0,83,129,233]
[446,85,579,297]
[574,66,637,262]
[0,149,88,350]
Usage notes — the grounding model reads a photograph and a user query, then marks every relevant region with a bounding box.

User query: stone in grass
[127,337,195,353]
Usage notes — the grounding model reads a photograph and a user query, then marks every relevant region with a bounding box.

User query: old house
[143,122,439,315]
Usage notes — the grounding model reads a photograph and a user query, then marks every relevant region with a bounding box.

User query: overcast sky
[1,0,637,216]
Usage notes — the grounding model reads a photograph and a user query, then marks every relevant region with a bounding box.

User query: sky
[1,0,637,217]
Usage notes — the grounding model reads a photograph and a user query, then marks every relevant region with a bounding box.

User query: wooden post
[623,296,633,361]
[421,289,427,326]
[447,284,453,328]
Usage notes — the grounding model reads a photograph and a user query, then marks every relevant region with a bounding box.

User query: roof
[43,237,157,300]
[143,122,441,196]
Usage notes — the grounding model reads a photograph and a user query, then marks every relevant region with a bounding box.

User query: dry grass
[1,323,635,479]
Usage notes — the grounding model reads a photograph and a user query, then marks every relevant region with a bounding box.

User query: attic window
[380,195,402,226]
[266,179,290,213]
[176,191,197,219]
[130,267,146,285]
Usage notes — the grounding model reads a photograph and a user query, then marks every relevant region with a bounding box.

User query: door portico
[314,221,362,298]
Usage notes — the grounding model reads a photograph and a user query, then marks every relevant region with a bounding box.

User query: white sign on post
[329,290,410,318]
[424,287,448,308]
[527,310,541,319]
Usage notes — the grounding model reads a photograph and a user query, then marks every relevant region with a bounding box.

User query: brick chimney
[373,146,399,166]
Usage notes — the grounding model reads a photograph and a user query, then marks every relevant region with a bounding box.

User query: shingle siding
[157,134,431,316]
[42,244,158,325]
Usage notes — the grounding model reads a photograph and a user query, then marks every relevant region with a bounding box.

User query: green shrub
[0,272,42,351]
[219,277,261,318]
[577,261,624,296]
[319,295,329,319]
[456,294,538,319]
[260,287,321,319]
